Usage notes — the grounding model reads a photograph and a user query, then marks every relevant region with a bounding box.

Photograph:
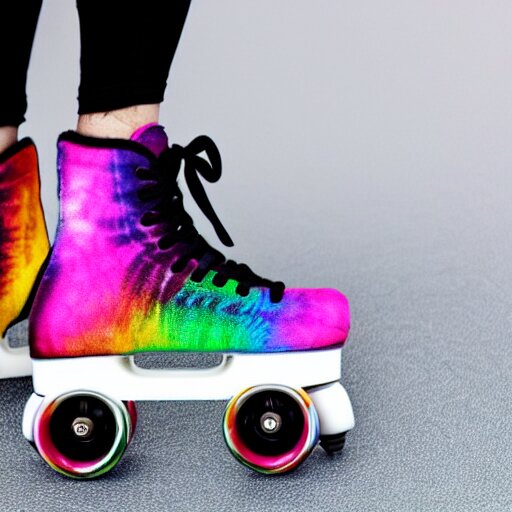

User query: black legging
[0,0,191,127]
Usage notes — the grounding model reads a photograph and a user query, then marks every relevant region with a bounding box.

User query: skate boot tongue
[130,123,168,157]
[132,130,285,302]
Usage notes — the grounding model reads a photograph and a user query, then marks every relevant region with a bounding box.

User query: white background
[23,1,512,291]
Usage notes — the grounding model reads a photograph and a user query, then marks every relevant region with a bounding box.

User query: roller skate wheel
[124,400,138,444]
[223,385,319,474]
[33,391,133,479]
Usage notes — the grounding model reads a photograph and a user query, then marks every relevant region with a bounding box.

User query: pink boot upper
[30,127,350,358]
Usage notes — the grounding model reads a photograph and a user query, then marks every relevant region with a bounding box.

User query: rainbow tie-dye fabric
[30,127,350,358]
[0,139,49,336]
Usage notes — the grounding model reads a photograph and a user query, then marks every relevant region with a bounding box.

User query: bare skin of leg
[0,126,18,153]
[76,103,160,139]
[1,104,158,152]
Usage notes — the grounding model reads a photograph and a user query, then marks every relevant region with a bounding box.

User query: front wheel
[223,385,319,474]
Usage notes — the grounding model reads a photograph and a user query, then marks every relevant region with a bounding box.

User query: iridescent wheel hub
[33,391,133,479]
[223,385,320,474]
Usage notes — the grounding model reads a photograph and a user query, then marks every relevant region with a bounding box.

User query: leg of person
[0,0,50,378]
[24,1,354,478]
[76,0,191,138]
[0,0,42,148]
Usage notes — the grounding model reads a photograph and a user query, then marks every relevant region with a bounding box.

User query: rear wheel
[33,391,133,479]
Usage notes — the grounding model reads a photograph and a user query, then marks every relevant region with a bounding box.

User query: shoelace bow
[136,135,285,303]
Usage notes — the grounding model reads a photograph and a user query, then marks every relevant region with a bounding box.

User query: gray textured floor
[3,0,512,510]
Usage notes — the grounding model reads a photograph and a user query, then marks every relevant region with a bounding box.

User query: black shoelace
[136,135,285,303]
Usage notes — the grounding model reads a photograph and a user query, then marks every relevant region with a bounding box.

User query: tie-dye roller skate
[23,125,354,478]
[0,139,49,378]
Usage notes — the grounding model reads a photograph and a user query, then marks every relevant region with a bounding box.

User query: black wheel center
[236,390,305,456]
[49,395,117,462]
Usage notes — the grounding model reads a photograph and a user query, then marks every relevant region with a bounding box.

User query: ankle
[76,104,160,139]
[0,126,19,154]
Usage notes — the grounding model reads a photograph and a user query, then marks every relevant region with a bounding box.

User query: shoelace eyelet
[157,237,173,251]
